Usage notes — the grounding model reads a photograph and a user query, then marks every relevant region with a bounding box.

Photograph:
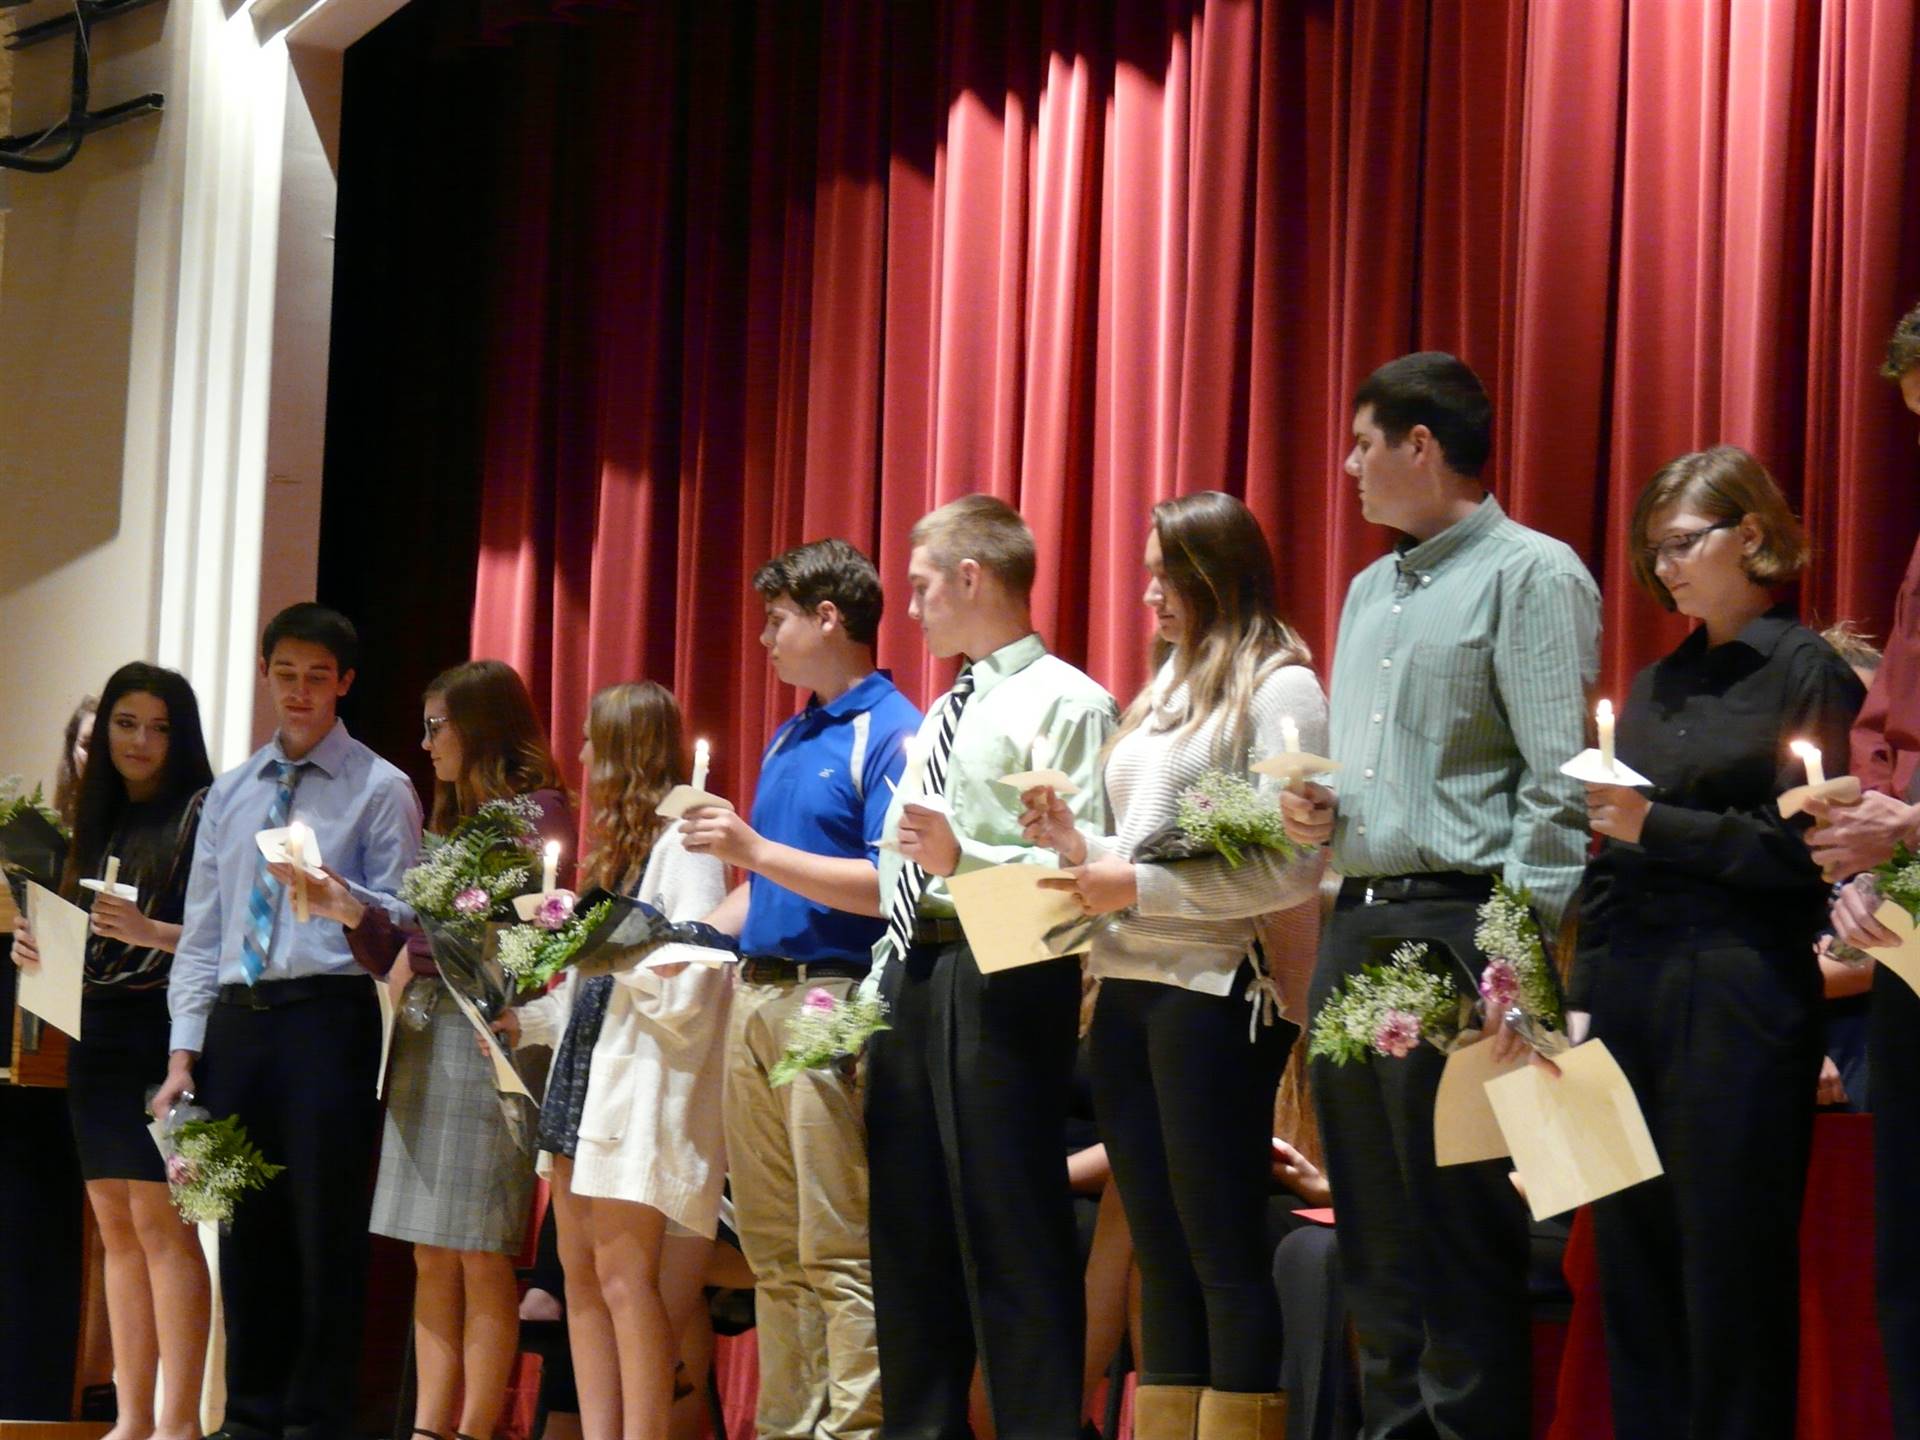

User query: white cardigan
[518,827,732,1236]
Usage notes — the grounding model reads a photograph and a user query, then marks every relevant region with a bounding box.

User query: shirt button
[1364,768,1375,779]
[1420,575,1432,587]
[1392,604,1402,615]
[1357,824,1368,835]
[1381,658,1392,669]
[1372,713,1383,724]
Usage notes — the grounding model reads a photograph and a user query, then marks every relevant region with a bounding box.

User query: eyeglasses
[422,716,451,741]
[1642,519,1736,568]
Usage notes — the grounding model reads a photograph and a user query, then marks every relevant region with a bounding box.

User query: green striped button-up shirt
[1326,495,1600,928]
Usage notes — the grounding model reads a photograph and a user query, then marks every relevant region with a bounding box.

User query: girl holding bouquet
[1021,493,1327,1440]
[300,659,571,1440]
[1571,447,1864,1438]
[495,682,730,1440]
[12,663,214,1440]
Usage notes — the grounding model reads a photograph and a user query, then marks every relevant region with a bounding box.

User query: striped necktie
[240,760,302,984]
[881,667,976,963]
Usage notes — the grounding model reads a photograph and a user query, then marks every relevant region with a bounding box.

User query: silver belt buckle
[1363,883,1378,906]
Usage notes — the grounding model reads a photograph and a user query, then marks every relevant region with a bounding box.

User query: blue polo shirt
[739,670,922,965]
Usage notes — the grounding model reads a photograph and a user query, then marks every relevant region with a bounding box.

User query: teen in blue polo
[682,538,919,1440]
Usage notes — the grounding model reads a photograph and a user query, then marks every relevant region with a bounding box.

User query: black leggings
[1090,968,1293,1392]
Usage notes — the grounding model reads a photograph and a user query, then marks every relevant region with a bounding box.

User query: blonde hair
[1112,492,1311,765]
[909,494,1037,597]
[581,682,686,893]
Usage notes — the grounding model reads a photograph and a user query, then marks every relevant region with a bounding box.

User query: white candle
[1031,733,1054,773]
[1596,699,1616,773]
[103,855,121,892]
[541,839,561,894]
[1281,716,1301,754]
[692,738,711,793]
[899,735,928,798]
[286,821,312,922]
[1791,739,1826,789]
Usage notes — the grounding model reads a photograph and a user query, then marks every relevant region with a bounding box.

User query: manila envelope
[948,864,1090,974]
[1433,1033,1528,1165]
[1484,1038,1662,1222]
[21,881,87,1039]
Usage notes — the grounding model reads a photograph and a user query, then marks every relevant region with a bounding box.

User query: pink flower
[453,887,489,916]
[1373,1010,1422,1059]
[166,1154,194,1186]
[535,891,577,931]
[1478,959,1520,1012]
[802,987,838,1016]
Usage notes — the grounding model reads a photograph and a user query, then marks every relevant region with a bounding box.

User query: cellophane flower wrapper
[157,1103,285,1230]
[1471,881,1565,1035]
[769,986,891,1087]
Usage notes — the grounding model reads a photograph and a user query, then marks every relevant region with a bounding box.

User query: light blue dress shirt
[168,720,423,1053]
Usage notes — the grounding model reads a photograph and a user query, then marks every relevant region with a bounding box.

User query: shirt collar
[1394,492,1501,581]
[1680,603,1799,661]
[810,669,897,720]
[264,718,349,779]
[964,632,1048,698]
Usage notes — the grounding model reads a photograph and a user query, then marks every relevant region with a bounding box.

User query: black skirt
[66,987,171,1182]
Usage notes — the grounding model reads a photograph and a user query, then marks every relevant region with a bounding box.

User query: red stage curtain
[466,0,1920,805]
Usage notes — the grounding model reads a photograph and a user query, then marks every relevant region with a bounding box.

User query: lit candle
[541,839,561,894]
[1791,739,1826,789]
[1596,699,1615,774]
[1281,716,1301,754]
[692,738,711,793]
[898,734,928,798]
[286,821,313,922]
[1031,733,1054,773]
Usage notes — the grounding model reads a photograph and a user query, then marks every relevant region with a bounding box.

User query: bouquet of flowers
[496,887,740,994]
[397,797,545,1019]
[1471,881,1565,1040]
[155,1102,284,1229]
[769,986,892,1087]
[0,775,68,907]
[1172,771,1301,869]
[1308,940,1478,1065]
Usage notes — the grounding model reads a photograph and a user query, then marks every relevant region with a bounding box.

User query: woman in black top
[12,662,214,1440]
[1572,447,1864,1440]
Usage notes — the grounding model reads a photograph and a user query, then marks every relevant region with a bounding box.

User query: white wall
[0,0,406,791]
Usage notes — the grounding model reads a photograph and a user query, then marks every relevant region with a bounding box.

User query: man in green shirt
[866,494,1117,1440]
[1282,353,1598,1438]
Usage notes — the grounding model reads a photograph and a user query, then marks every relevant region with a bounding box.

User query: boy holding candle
[150,603,422,1440]
[680,539,920,1440]
[864,495,1117,1440]
[1279,354,1598,1437]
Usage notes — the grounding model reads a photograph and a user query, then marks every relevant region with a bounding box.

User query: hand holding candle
[1791,739,1825,789]
[541,839,561,894]
[1596,699,1616,774]
[692,738,711,794]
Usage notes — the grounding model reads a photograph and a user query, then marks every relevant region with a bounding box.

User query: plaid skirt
[370,986,535,1253]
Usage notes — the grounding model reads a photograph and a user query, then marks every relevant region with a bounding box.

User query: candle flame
[1789,739,1818,760]
[1596,699,1613,722]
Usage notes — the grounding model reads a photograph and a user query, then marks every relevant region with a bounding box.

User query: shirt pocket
[1392,638,1497,745]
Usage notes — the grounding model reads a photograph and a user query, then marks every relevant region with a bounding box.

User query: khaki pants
[724,974,882,1440]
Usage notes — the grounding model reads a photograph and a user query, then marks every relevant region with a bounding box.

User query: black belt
[913,916,966,947]
[1338,872,1496,906]
[217,973,370,1010]
[738,957,869,986]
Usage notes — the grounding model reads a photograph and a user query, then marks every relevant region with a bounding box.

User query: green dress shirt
[874,633,1117,951]
[1326,495,1600,928]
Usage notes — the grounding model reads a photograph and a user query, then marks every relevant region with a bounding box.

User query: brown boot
[1132,1384,1206,1440]
[1195,1388,1287,1440]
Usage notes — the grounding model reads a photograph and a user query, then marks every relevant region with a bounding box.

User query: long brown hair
[1112,492,1311,764]
[427,660,565,832]
[581,681,687,893]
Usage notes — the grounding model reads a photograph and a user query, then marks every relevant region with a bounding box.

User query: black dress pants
[1089,969,1292,1391]
[1306,894,1532,1440]
[1873,962,1920,1437]
[865,942,1082,1440]
[198,976,383,1440]
[1587,929,1821,1440]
